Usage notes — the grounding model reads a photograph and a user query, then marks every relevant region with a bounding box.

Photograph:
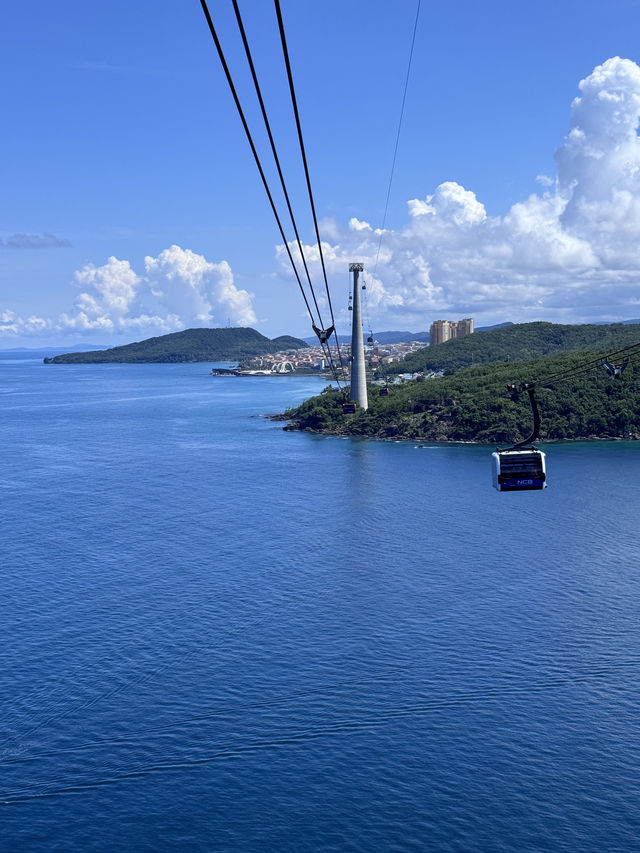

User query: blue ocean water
[1,355,639,852]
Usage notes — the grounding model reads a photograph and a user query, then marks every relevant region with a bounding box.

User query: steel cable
[534,340,640,388]
[199,0,317,327]
[230,0,322,321]
[230,0,343,386]
[373,0,421,276]
[273,0,347,378]
[199,0,346,387]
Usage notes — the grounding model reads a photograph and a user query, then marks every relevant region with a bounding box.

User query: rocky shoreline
[273,413,640,444]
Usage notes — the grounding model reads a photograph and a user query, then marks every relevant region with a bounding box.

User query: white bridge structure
[271,360,295,373]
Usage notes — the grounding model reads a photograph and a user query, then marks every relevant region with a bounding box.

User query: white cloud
[556,56,640,268]
[0,309,53,336]
[0,246,256,340]
[7,57,640,341]
[349,217,378,233]
[74,256,140,320]
[272,57,640,329]
[145,246,256,327]
[408,181,487,226]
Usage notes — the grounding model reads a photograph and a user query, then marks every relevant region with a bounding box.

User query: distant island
[43,327,308,364]
[281,321,640,443]
[1,343,108,354]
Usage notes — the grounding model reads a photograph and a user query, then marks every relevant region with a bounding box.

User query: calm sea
[1,355,639,852]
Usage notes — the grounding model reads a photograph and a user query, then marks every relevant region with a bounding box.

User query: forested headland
[283,322,640,443]
[380,321,640,376]
[43,328,308,364]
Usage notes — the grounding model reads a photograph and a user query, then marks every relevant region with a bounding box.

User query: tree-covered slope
[382,321,640,376]
[44,328,308,364]
[271,335,309,350]
[284,348,640,443]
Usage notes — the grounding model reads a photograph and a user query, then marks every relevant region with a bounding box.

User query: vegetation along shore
[281,322,640,444]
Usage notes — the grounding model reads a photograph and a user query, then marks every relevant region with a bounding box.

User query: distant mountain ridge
[372,331,431,344]
[1,344,109,353]
[43,328,308,364]
[475,322,514,332]
[304,330,431,345]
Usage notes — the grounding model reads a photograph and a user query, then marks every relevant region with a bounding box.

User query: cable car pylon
[349,263,368,411]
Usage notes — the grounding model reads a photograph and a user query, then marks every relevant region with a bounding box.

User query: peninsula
[43,327,308,364]
[281,322,640,443]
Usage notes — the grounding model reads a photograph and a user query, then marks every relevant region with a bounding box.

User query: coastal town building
[429,318,474,345]
[234,336,434,376]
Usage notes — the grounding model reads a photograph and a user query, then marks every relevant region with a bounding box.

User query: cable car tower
[349,263,368,410]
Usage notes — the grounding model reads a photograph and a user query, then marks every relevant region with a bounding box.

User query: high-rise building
[429,317,474,345]
[456,318,474,336]
[429,320,453,345]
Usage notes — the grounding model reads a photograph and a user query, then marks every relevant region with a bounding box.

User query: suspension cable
[502,340,640,421]
[232,0,344,389]
[230,0,324,323]
[373,0,421,276]
[272,0,346,376]
[198,0,317,326]
[534,339,640,388]
[200,0,345,387]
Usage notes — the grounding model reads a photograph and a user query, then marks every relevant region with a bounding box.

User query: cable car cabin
[492,448,547,492]
[342,401,357,414]
[379,387,389,397]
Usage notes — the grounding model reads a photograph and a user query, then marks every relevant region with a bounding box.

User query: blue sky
[3,0,640,346]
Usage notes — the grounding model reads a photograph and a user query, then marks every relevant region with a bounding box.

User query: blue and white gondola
[491,447,547,492]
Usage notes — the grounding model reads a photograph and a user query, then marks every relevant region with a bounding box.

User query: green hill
[43,327,308,364]
[381,321,640,376]
[284,340,640,443]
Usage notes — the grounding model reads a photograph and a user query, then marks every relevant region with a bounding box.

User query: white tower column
[349,262,368,410]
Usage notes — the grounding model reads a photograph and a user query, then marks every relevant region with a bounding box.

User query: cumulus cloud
[0,232,71,249]
[0,310,52,335]
[145,246,256,327]
[408,181,487,225]
[0,246,256,339]
[7,57,640,340]
[274,57,640,328]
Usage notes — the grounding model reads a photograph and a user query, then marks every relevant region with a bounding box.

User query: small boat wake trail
[2,657,638,805]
